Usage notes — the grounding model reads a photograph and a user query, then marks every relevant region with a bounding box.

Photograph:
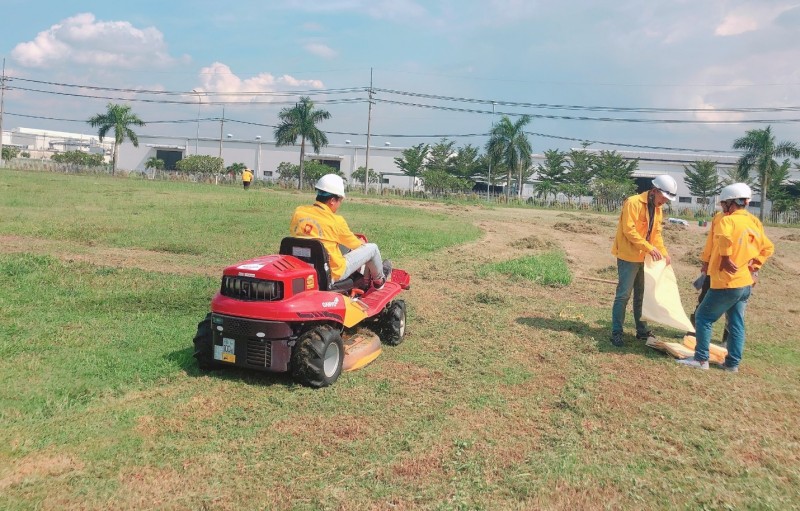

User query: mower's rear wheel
[193,313,219,370]
[378,300,406,346]
[291,325,344,388]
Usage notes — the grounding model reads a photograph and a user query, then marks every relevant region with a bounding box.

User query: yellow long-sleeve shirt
[700,212,725,263]
[611,191,668,263]
[707,209,774,289]
[289,202,363,280]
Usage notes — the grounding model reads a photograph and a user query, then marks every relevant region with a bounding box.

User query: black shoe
[382,260,393,281]
[372,277,386,290]
[636,330,654,341]
[610,332,624,347]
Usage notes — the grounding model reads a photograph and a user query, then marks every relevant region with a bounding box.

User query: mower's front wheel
[291,325,344,388]
[193,313,219,371]
[378,300,406,346]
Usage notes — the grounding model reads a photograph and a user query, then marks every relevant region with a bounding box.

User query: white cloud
[305,43,338,59]
[11,13,178,69]
[715,2,798,36]
[194,62,325,103]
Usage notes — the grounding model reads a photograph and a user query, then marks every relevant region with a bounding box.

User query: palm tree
[732,126,800,221]
[145,157,165,171]
[273,97,331,189]
[88,103,145,175]
[485,115,532,199]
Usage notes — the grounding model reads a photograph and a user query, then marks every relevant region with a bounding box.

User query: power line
[373,87,800,113]
[372,97,800,124]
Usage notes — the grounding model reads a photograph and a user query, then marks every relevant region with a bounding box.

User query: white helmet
[315,173,345,197]
[719,182,752,202]
[652,175,678,201]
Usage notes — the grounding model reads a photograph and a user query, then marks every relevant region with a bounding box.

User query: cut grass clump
[479,251,572,287]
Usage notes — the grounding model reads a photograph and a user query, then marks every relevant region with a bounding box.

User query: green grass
[0,169,480,265]
[479,251,573,287]
[1,168,799,510]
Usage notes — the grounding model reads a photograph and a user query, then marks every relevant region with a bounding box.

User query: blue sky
[2,0,800,154]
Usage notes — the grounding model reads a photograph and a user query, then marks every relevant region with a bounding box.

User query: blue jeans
[611,259,648,336]
[694,286,751,368]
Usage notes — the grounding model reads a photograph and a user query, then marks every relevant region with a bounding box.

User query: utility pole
[364,68,373,195]
[487,101,495,201]
[0,58,6,164]
[218,106,225,160]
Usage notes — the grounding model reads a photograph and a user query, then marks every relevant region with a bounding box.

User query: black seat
[279,237,354,293]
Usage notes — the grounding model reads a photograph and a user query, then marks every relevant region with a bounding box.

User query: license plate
[214,337,236,363]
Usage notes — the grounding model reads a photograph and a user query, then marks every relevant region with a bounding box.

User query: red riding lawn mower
[193,237,410,387]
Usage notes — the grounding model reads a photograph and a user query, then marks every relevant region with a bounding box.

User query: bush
[51,151,105,167]
[175,155,223,174]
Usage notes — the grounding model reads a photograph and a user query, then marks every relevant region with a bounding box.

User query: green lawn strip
[478,251,572,287]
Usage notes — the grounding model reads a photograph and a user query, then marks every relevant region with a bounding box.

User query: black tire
[378,300,406,346]
[291,325,344,388]
[193,313,219,370]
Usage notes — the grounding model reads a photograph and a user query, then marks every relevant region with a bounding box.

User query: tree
[450,144,481,181]
[226,162,246,175]
[352,166,381,187]
[88,103,145,175]
[273,97,331,190]
[176,155,223,174]
[394,143,429,193]
[683,160,723,213]
[732,125,800,221]
[275,160,342,189]
[564,145,597,203]
[426,138,456,174]
[593,150,637,181]
[145,157,165,171]
[486,115,532,199]
[533,149,568,201]
[2,146,20,160]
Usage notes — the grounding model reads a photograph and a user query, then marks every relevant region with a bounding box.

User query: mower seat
[279,237,355,293]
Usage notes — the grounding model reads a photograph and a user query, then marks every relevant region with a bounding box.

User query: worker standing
[677,183,774,371]
[610,175,677,347]
[689,210,729,345]
[242,168,254,190]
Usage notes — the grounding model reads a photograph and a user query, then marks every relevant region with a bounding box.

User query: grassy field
[1,168,799,510]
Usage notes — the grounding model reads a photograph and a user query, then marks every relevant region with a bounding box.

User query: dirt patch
[0,454,84,491]
[511,235,557,250]
[0,235,219,277]
[554,221,601,235]
[782,233,800,242]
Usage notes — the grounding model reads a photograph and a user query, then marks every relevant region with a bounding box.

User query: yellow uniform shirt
[289,202,363,280]
[700,212,725,263]
[611,191,668,263]
[707,209,774,289]
[242,170,253,183]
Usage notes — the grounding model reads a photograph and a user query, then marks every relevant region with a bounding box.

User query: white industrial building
[4,127,113,158]
[4,126,798,213]
[116,134,418,192]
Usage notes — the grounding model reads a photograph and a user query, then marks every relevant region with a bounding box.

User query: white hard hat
[315,173,345,197]
[652,175,678,201]
[719,182,752,202]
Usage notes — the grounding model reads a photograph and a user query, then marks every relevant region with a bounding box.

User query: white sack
[641,257,695,333]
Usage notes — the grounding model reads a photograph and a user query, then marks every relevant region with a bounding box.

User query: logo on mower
[322,297,340,308]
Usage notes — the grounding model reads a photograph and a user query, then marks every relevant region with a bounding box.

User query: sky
[2,0,800,155]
